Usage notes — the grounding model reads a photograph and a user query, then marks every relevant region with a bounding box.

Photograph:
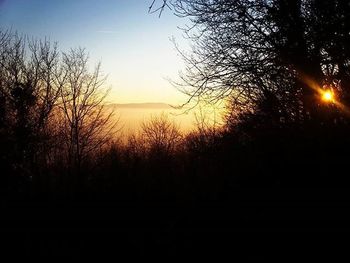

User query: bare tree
[153,1,350,125]
[0,30,119,190]
[141,113,182,156]
[0,31,63,175]
[59,48,117,176]
[28,39,63,132]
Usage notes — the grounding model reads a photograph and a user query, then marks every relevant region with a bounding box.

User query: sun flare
[322,90,334,103]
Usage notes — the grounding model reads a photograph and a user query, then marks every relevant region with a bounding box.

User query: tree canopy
[152,0,350,125]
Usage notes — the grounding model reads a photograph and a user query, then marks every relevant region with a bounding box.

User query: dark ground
[1,187,350,260]
[1,125,350,260]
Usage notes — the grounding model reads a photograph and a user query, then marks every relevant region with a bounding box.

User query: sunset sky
[0,0,189,105]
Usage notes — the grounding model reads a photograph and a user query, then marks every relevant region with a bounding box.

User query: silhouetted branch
[149,0,172,17]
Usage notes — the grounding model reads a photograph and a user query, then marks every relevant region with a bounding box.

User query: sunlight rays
[300,73,350,115]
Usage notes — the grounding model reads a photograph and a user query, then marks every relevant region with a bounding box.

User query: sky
[0,0,190,105]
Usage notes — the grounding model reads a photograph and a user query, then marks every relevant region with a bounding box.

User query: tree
[0,31,63,183]
[59,48,117,180]
[141,113,182,157]
[154,0,350,125]
[0,30,118,191]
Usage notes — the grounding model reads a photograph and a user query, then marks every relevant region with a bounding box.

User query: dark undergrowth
[1,123,350,259]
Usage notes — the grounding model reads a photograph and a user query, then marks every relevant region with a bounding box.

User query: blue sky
[0,0,189,104]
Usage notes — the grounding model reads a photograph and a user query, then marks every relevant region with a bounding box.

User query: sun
[322,90,334,103]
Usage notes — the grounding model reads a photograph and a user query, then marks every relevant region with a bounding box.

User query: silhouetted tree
[0,31,63,189]
[156,0,350,126]
[58,48,117,184]
[141,113,182,157]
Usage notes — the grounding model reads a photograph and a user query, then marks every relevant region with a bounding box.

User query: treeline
[91,113,350,205]
[1,29,350,206]
[1,29,350,261]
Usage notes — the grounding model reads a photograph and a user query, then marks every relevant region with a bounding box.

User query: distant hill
[108,103,173,109]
